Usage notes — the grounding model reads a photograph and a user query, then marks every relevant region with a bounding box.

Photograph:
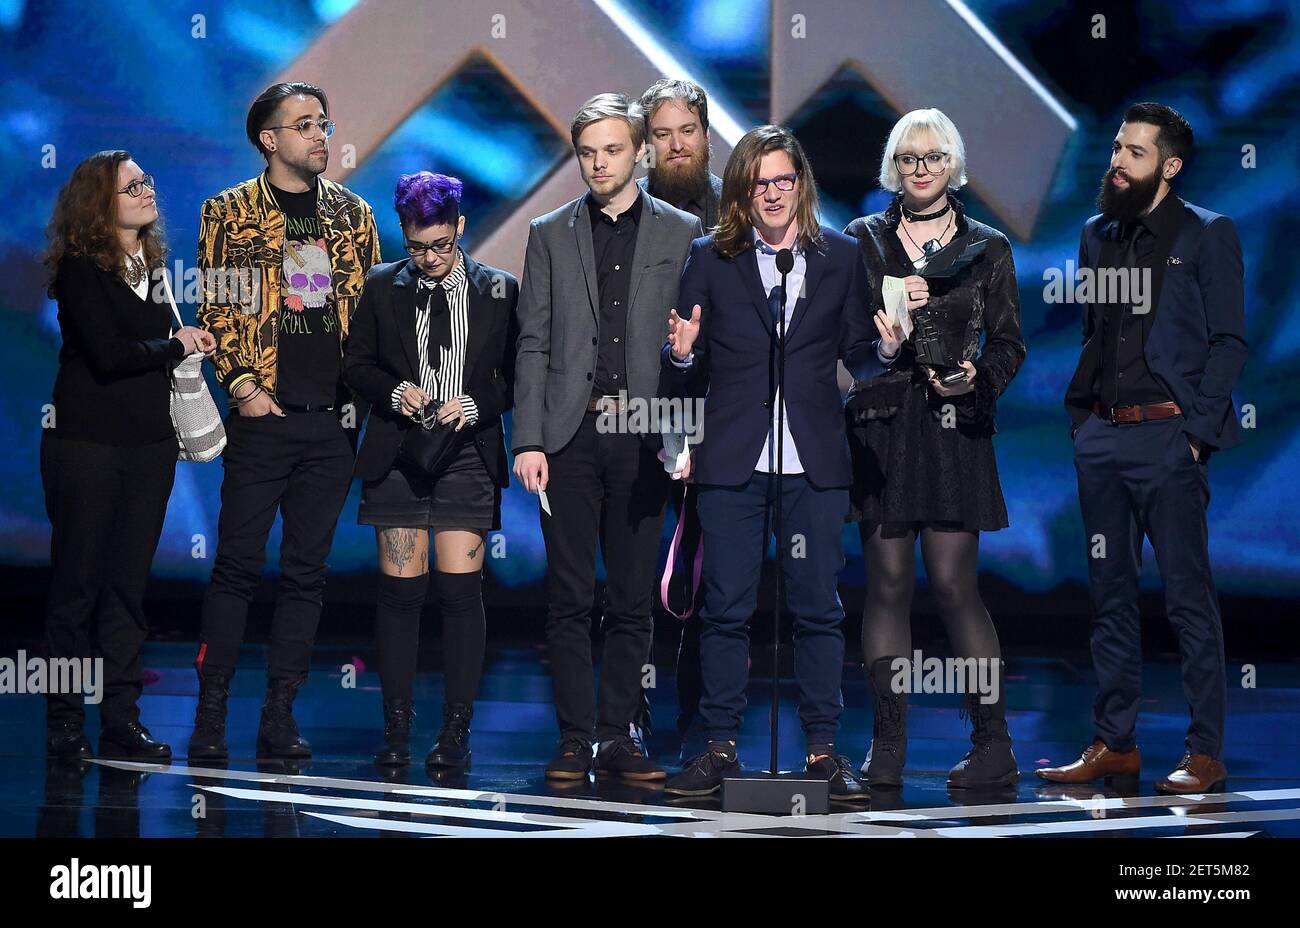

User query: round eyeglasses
[893,151,950,176]
[117,174,155,198]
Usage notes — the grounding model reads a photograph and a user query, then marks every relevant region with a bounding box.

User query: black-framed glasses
[117,174,155,198]
[404,227,459,258]
[751,172,799,197]
[893,151,949,175]
[266,118,336,140]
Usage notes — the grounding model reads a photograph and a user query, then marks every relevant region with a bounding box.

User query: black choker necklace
[902,199,951,223]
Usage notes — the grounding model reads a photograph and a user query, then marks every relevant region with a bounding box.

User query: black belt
[278,400,336,413]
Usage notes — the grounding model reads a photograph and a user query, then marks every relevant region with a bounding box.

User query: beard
[283,147,329,183]
[1096,164,1160,222]
[646,143,711,208]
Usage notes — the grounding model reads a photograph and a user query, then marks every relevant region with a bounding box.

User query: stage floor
[3,640,1297,838]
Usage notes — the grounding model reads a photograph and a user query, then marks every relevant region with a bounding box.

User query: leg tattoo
[381,528,424,573]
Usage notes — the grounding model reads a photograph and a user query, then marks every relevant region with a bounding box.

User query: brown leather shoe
[1154,753,1227,794]
[1035,739,1140,783]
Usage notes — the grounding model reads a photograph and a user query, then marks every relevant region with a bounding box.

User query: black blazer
[343,253,519,484]
[1064,197,1247,450]
[49,253,185,446]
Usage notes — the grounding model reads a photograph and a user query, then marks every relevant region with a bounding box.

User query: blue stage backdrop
[1,0,1295,600]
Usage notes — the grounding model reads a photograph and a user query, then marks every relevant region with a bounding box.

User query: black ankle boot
[426,703,472,769]
[861,657,907,787]
[375,698,416,767]
[256,675,311,759]
[948,660,1018,789]
[188,666,232,762]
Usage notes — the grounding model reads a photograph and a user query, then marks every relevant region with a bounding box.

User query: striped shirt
[391,249,479,425]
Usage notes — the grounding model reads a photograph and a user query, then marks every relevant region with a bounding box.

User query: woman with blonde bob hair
[843,108,1026,790]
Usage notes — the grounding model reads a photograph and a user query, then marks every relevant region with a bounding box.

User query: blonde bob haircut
[878,108,968,193]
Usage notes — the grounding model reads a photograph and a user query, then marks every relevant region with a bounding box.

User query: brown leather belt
[586,394,627,414]
[1092,400,1182,424]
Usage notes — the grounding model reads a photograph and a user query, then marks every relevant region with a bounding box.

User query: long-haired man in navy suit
[1040,103,1247,794]
[658,125,892,799]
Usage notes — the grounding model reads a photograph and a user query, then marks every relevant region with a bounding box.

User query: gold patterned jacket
[197,172,381,401]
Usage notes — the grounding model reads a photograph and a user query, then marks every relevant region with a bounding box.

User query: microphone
[775,248,794,275]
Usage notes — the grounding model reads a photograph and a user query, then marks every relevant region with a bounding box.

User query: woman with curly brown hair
[41,150,213,760]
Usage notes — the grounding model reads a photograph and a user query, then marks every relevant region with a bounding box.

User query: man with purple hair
[344,172,518,774]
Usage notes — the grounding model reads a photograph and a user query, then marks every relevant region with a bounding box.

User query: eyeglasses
[893,151,949,175]
[751,172,799,197]
[266,119,337,140]
[404,227,458,258]
[117,174,155,198]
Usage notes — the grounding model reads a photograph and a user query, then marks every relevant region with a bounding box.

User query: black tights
[859,523,1001,667]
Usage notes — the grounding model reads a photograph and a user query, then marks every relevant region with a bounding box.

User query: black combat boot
[860,657,907,787]
[948,660,1018,789]
[188,666,233,761]
[256,675,311,759]
[426,703,472,769]
[375,697,416,767]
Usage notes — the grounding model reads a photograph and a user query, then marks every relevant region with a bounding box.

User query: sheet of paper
[882,275,913,340]
[661,429,692,477]
[538,487,552,516]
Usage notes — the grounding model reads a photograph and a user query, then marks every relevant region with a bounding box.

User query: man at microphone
[659,125,891,800]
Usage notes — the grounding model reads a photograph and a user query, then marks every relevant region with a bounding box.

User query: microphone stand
[770,248,793,776]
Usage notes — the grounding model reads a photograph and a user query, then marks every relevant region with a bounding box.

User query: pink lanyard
[659,484,704,621]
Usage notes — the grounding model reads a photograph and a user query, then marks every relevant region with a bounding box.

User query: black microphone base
[722,771,830,815]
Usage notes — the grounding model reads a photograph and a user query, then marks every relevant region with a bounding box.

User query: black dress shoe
[256,675,311,759]
[47,721,92,758]
[544,737,593,780]
[426,703,472,769]
[375,697,416,767]
[595,735,666,781]
[664,742,740,796]
[188,666,232,762]
[807,749,869,803]
[98,721,172,761]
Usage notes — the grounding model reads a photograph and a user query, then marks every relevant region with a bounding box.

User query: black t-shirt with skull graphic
[270,181,341,407]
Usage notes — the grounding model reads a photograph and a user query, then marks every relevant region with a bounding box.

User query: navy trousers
[1073,413,1226,759]
[695,470,849,748]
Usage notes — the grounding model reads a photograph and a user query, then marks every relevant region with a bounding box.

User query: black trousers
[197,409,354,680]
[40,431,176,728]
[1074,413,1226,759]
[541,413,669,743]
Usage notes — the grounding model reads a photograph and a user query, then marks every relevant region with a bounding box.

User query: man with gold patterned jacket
[189,81,381,764]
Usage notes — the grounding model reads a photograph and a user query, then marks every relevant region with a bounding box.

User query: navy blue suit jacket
[1065,197,1247,449]
[660,225,884,487]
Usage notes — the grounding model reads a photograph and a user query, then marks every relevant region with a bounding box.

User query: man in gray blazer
[513,92,703,782]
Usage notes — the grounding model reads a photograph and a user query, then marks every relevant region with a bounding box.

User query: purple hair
[393,171,463,228]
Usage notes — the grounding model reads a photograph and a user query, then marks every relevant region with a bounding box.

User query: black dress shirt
[588,192,642,396]
[1097,191,1182,408]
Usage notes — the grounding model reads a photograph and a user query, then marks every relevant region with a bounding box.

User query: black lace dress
[843,195,1025,536]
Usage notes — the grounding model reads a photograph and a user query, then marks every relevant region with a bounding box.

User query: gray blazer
[512,188,703,453]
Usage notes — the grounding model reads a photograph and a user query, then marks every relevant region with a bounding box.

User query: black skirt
[358,441,500,530]
[847,374,1008,536]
